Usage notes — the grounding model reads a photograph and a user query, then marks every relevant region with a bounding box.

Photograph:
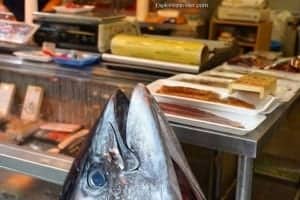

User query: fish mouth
[107,122,139,172]
[97,89,140,173]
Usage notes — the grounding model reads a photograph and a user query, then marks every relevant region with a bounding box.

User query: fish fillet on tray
[148,79,278,116]
[159,102,266,135]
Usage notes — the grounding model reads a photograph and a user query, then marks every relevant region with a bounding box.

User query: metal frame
[236,156,254,200]
[0,143,72,185]
[0,54,298,200]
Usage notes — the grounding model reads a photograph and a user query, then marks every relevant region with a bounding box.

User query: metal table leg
[236,156,254,200]
[208,151,223,200]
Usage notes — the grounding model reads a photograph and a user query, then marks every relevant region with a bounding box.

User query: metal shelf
[0,143,72,185]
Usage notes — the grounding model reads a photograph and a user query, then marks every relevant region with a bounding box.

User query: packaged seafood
[159,102,244,128]
[224,56,300,82]
[212,65,300,102]
[0,20,38,44]
[227,55,274,69]
[229,73,277,99]
[148,79,278,115]
[54,4,95,14]
[13,51,52,62]
[157,85,255,109]
[169,74,233,88]
[268,57,300,73]
[159,102,266,135]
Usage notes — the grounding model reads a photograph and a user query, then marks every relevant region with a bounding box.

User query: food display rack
[0,54,298,200]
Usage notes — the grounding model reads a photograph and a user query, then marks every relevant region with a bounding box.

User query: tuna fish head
[60,84,205,200]
[60,90,139,200]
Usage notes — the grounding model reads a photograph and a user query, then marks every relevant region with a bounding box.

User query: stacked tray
[209,65,300,102]
[148,55,300,136]
[148,78,280,135]
[149,79,278,115]
[225,55,300,82]
[162,103,266,135]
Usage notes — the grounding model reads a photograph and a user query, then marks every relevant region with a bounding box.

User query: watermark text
[154,2,209,9]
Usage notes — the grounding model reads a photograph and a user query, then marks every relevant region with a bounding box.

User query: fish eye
[87,167,107,189]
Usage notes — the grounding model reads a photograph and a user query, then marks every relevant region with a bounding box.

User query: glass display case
[0,54,153,199]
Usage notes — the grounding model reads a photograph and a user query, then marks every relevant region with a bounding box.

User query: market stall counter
[0,53,298,200]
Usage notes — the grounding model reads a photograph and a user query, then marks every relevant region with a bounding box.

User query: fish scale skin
[60,84,205,200]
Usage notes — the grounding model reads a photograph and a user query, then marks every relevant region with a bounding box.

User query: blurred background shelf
[209,18,272,52]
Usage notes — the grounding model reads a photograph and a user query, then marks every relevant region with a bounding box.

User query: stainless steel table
[172,101,293,200]
[0,54,297,200]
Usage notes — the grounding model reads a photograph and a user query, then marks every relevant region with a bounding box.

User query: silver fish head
[60,90,139,200]
[60,84,205,200]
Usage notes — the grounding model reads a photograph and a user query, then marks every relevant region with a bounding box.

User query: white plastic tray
[274,79,300,102]
[202,70,243,79]
[54,5,94,14]
[254,69,300,82]
[148,79,277,116]
[213,65,300,102]
[169,73,297,103]
[14,51,52,62]
[221,63,300,82]
[0,20,38,44]
[169,73,234,87]
[164,105,266,135]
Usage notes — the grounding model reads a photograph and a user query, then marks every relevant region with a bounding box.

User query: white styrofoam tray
[202,70,243,79]
[213,65,300,102]
[14,51,52,62]
[163,104,266,135]
[274,79,300,102]
[54,5,94,14]
[148,79,278,116]
[221,61,300,82]
[169,73,234,86]
[169,73,296,103]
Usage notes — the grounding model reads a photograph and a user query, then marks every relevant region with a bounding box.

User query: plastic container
[53,54,99,68]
